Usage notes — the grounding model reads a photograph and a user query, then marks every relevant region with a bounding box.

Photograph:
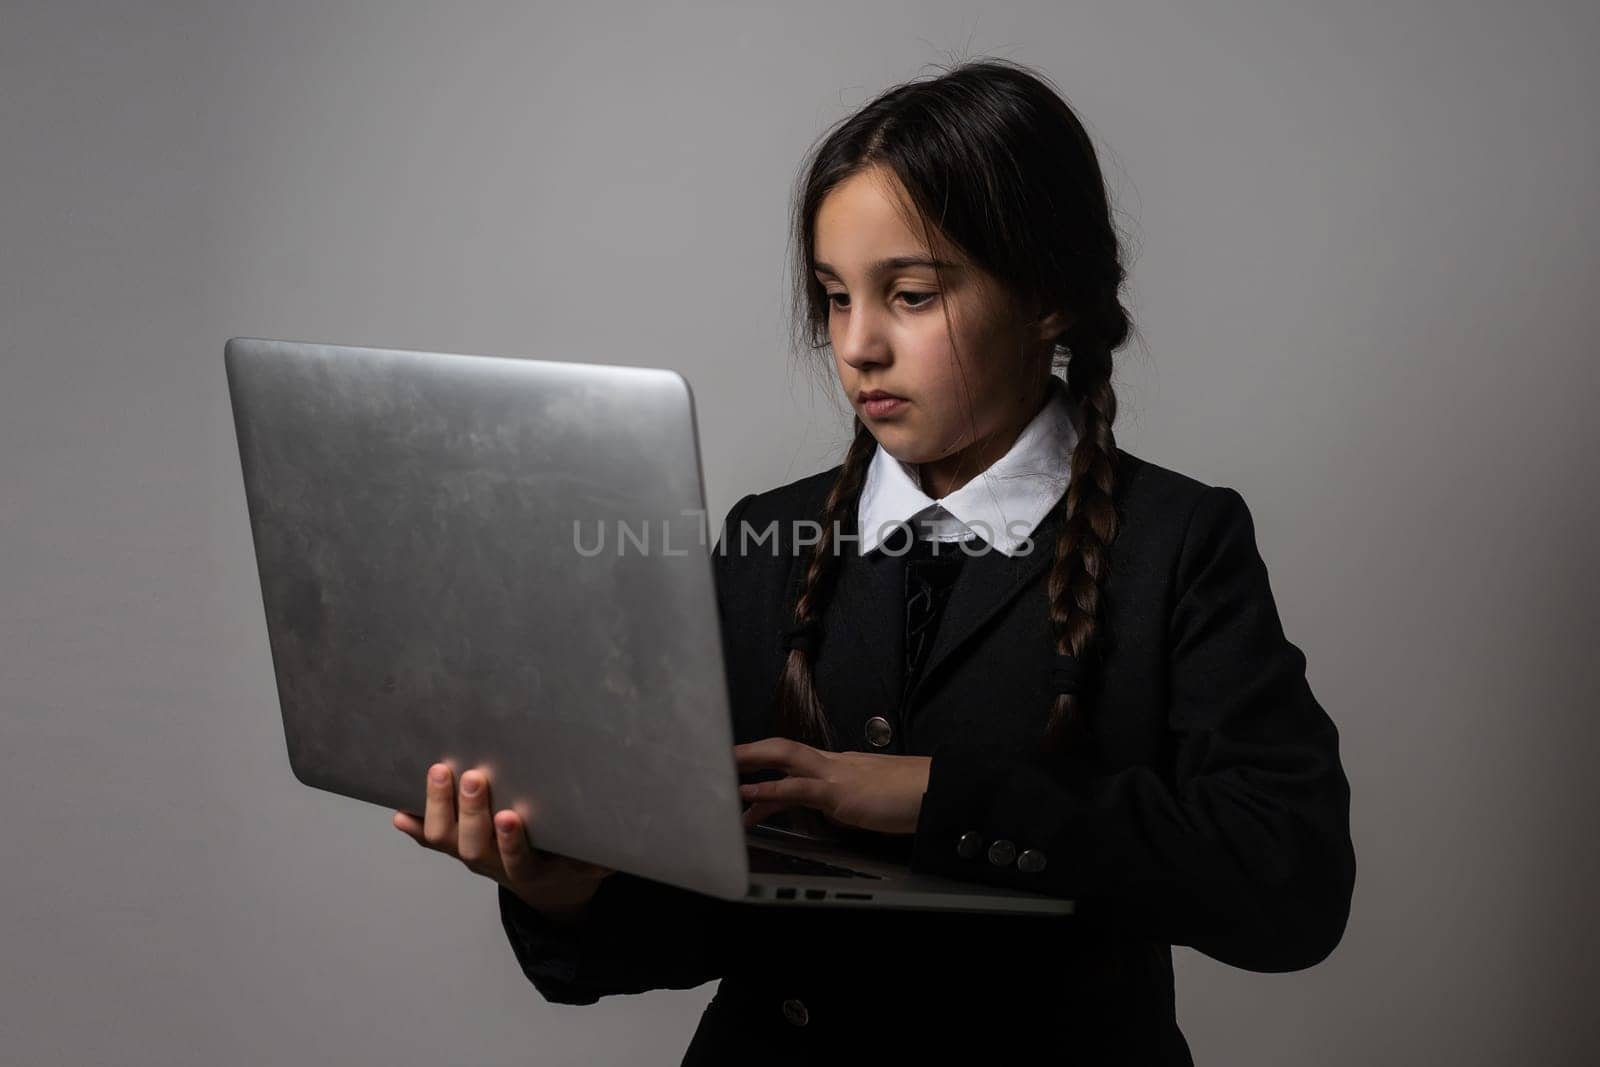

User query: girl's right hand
[393,762,617,925]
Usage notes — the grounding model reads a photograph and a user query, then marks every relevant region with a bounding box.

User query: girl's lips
[862,396,907,418]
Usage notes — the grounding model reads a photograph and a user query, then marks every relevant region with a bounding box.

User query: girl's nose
[836,307,891,370]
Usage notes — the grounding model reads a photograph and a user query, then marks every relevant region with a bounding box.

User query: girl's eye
[824,291,938,311]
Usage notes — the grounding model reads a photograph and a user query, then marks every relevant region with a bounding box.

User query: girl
[394,58,1356,1065]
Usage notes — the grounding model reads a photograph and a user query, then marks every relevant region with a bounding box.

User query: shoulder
[1112,447,1209,510]
[742,465,842,519]
[713,465,843,557]
[1113,449,1274,602]
[1086,446,1246,552]
[1091,449,1270,601]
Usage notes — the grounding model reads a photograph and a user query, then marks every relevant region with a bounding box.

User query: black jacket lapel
[903,493,1070,710]
[793,489,1074,745]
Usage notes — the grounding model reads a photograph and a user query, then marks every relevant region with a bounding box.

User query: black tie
[902,535,965,691]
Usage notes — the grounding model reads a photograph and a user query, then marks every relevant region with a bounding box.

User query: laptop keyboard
[747,845,882,880]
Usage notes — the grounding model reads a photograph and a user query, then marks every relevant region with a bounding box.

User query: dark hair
[777,57,1135,760]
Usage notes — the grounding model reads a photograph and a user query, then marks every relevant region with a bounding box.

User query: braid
[1041,286,1131,758]
[772,416,879,748]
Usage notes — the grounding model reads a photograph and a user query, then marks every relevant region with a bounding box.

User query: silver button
[956,831,983,860]
[781,998,809,1027]
[1017,849,1048,873]
[864,716,892,748]
[987,839,1016,866]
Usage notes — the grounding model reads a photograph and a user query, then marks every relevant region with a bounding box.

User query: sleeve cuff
[910,740,1094,899]
[910,742,1017,878]
[498,871,728,1003]
[498,882,589,989]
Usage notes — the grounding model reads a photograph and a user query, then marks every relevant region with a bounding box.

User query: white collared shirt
[855,375,1080,557]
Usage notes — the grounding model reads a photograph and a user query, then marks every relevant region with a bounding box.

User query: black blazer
[499,448,1357,1066]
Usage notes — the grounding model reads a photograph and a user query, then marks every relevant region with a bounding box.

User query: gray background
[3,1,1595,1063]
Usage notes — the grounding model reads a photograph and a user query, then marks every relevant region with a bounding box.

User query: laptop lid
[225,337,749,900]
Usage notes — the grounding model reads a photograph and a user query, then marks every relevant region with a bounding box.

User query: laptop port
[804,889,826,900]
[775,887,796,900]
[834,892,873,901]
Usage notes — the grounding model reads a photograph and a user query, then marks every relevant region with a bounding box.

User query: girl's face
[812,165,1067,498]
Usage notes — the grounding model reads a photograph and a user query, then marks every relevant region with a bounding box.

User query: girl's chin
[872,433,942,467]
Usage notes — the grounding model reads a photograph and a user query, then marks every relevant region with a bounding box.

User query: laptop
[224,337,1073,917]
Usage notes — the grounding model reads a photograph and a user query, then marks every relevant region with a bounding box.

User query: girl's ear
[1032,308,1073,342]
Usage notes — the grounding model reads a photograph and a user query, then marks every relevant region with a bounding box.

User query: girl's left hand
[734,738,932,835]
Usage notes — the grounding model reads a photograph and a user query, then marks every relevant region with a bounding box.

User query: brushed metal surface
[224,337,748,901]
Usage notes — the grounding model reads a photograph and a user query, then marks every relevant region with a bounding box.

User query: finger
[422,762,458,852]
[739,776,830,808]
[741,801,789,829]
[456,769,496,872]
[734,738,829,777]
[493,810,543,885]
[495,813,615,881]
[393,810,426,843]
